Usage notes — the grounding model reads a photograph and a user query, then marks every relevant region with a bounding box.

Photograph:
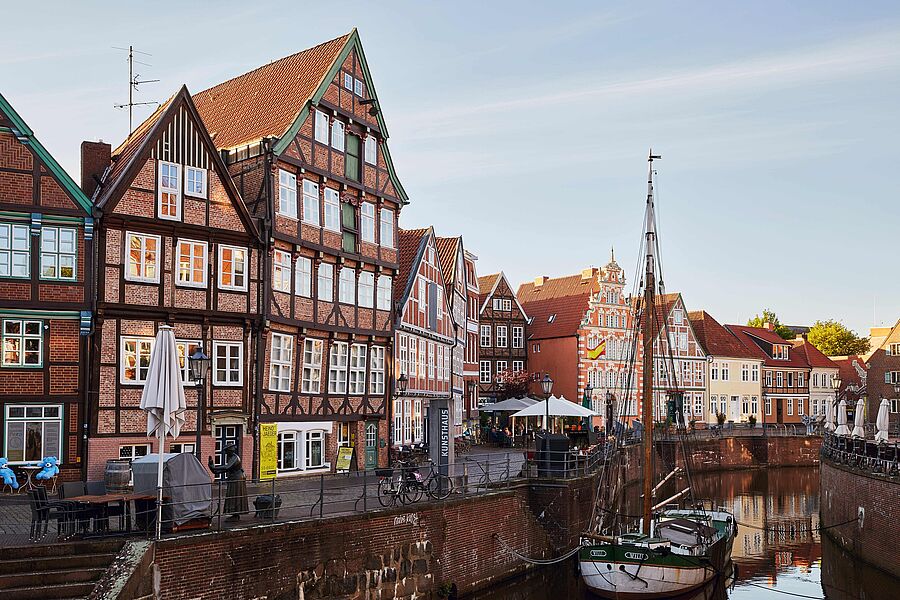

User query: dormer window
[548,314,556,323]
[158,161,181,220]
[773,344,790,360]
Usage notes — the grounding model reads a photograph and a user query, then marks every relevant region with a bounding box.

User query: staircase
[0,539,124,600]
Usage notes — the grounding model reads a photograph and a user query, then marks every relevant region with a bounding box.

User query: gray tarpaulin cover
[132,453,212,526]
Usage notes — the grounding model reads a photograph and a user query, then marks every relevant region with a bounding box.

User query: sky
[2,1,899,335]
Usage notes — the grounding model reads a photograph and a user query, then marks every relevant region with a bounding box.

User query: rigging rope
[493,534,581,565]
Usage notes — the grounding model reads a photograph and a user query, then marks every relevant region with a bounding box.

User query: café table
[64,492,157,533]
[18,464,43,493]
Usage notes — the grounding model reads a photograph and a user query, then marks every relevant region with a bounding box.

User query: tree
[496,370,532,400]
[747,309,795,340]
[807,320,870,356]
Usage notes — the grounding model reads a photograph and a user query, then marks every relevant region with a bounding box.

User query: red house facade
[0,93,94,481]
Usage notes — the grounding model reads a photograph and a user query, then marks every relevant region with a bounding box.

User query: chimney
[80,140,111,199]
[533,276,548,288]
[763,322,775,331]
[581,267,598,283]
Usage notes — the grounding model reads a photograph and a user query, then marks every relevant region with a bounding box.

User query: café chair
[28,487,71,541]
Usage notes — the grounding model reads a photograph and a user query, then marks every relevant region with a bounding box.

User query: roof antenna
[113,45,160,135]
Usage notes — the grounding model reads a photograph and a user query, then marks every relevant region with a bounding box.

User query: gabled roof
[93,85,259,237]
[689,311,760,360]
[478,273,501,304]
[394,227,430,306]
[792,340,838,369]
[727,324,809,368]
[191,29,408,204]
[0,92,92,214]
[517,272,598,340]
[435,236,460,291]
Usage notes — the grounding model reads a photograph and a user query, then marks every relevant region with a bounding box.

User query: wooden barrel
[105,459,132,493]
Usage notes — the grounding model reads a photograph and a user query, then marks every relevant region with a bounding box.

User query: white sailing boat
[578,153,736,598]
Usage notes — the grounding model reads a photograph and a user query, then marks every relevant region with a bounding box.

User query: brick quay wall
[145,436,822,599]
[820,458,900,579]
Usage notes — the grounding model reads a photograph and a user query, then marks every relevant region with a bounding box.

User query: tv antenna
[113,45,159,134]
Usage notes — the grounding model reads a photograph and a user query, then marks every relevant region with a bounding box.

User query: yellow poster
[259,423,278,480]
[336,446,354,471]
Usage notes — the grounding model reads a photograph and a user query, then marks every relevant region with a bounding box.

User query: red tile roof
[434,236,460,291]
[517,272,599,340]
[689,311,759,359]
[791,340,838,369]
[477,273,501,305]
[192,33,351,150]
[395,227,429,304]
[831,355,867,391]
[727,325,809,368]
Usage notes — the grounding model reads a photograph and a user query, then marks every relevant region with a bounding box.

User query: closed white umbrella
[875,399,891,443]
[851,398,866,438]
[824,399,835,432]
[139,325,187,538]
[834,399,850,436]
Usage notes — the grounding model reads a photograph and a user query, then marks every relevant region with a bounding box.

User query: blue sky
[3,1,898,335]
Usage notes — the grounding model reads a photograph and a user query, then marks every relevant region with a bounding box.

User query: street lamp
[389,373,408,462]
[188,345,211,460]
[541,374,553,432]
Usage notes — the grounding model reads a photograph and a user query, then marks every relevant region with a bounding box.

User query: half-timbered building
[479,272,528,403]
[192,30,405,473]
[393,228,454,450]
[462,251,480,431]
[436,235,468,436]
[0,92,94,481]
[83,86,262,479]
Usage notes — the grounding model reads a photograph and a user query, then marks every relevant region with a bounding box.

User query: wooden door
[364,421,378,469]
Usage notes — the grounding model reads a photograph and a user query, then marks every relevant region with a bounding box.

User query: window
[890,343,900,357]
[339,267,356,304]
[158,161,181,220]
[798,398,804,415]
[170,442,195,454]
[695,394,703,417]
[349,344,367,394]
[302,180,320,226]
[345,134,361,181]
[503,299,512,311]
[493,298,502,311]
[417,277,427,314]
[721,363,730,381]
[278,431,297,471]
[787,398,793,416]
[379,208,394,248]
[512,326,524,348]
[212,342,242,386]
[710,395,717,415]
[4,405,63,463]
[776,371,783,387]
[678,332,688,351]
[314,109,329,143]
[2,320,42,367]
[787,372,794,387]
[765,371,772,387]
[413,399,423,442]
[270,334,293,392]
[218,245,247,291]
[301,339,323,393]
[317,263,334,302]
[742,395,750,415]
[393,399,402,444]
[496,360,507,377]
[306,431,324,469]
[119,444,150,463]
[272,250,292,293]
[126,233,160,283]
[399,336,409,378]
[185,166,206,198]
[673,309,684,324]
[323,188,340,232]
[513,360,524,372]
[773,345,789,360]
[295,256,312,297]
[496,325,508,348]
[742,363,749,382]
[765,396,772,416]
[0,223,30,278]
[358,271,374,308]
[370,346,385,394]
[365,136,377,164]
[533,343,541,353]
[341,201,357,253]
[331,120,345,151]
[40,227,76,280]
[176,240,208,287]
[360,202,375,242]
[711,362,718,381]
[337,422,351,450]
[354,78,364,96]
[121,337,153,383]
[751,396,759,416]
[480,360,491,383]
[427,342,435,379]
[343,72,353,90]
[410,337,418,377]
[798,372,805,387]
[752,364,759,382]
[328,342,349,393]
[376,275,392,310]
[480,325,491,347]
[278,170,298,218]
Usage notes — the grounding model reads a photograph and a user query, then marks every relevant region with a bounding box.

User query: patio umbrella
[139,325,187,538]
[851,398,866,438]
[513,395,598,430]
[824,398,835,432]
[875,399,891,443]
[834,399,850,436]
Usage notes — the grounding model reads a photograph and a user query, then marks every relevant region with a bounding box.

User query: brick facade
[478,273,528,403]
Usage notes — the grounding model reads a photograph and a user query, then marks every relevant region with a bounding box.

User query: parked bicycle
[376,460,453,506]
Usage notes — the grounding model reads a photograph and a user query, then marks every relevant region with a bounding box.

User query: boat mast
[641,151,661,536]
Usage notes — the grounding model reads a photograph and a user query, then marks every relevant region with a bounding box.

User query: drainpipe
[81,206,102,482]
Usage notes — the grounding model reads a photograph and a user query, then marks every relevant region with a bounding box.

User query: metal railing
[821,433,900,476]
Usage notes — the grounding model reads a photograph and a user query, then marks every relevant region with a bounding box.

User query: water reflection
[466,468,899,600]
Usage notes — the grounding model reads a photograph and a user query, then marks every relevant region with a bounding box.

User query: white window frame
[496,325,508,348]
[370,346,386,394]
[331,120,345,151]
[176,239,208,288]
[349,344,367,394]
[513,360,524,372]
[512,326,524,348]
[158,161,181,220]
[314,109,329,144]
[278,169,298,219]
[120,336,154,384]
[0,223,30,278]
[328,342,349,394]
[360,202,375,242]
[4,404,63,464]
[175,340,201,385]
[212,341,243,386]
[272,250,292,293]
[379,208,394,248]
[480,360,491,384]
[376,275,392,311]
[364,136,377,164]
[185,166,207,199]
[354,77,364,96]
[358,271,374,308]
[2,319,43,367]
[339,267,356,304]
[269,333,293,392]
[502,299,512,311]
[125,232,161,283]
[318,262,334,302]
[40,226,77,281]
[301,338,324,394]
[295,256,312,297]
[343,72,353,90]
[323,188,340,232]
[305,431,325,469]
[302,179,320,226]
[480,325,491,347]
[218,245,248,291]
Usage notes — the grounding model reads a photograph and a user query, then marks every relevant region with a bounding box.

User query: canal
[467,467,899,600]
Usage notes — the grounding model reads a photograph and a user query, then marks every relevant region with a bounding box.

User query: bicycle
[398,460,455,502]
[376,460,424,506]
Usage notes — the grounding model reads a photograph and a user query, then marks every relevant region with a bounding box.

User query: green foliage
[807,320,870,356]
[747,309,795,340]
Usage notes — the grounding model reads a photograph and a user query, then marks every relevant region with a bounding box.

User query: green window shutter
[345,135,361,181]
[342,202,357,253]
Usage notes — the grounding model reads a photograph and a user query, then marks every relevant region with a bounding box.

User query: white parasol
[834,398,850,436]
[824,398,835,432]
[512,395,597,430]
[851,398,866,438]
[138,325,187,538]
[875,399,890,443]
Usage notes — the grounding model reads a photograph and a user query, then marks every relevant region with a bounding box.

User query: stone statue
[208,443,249,522]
